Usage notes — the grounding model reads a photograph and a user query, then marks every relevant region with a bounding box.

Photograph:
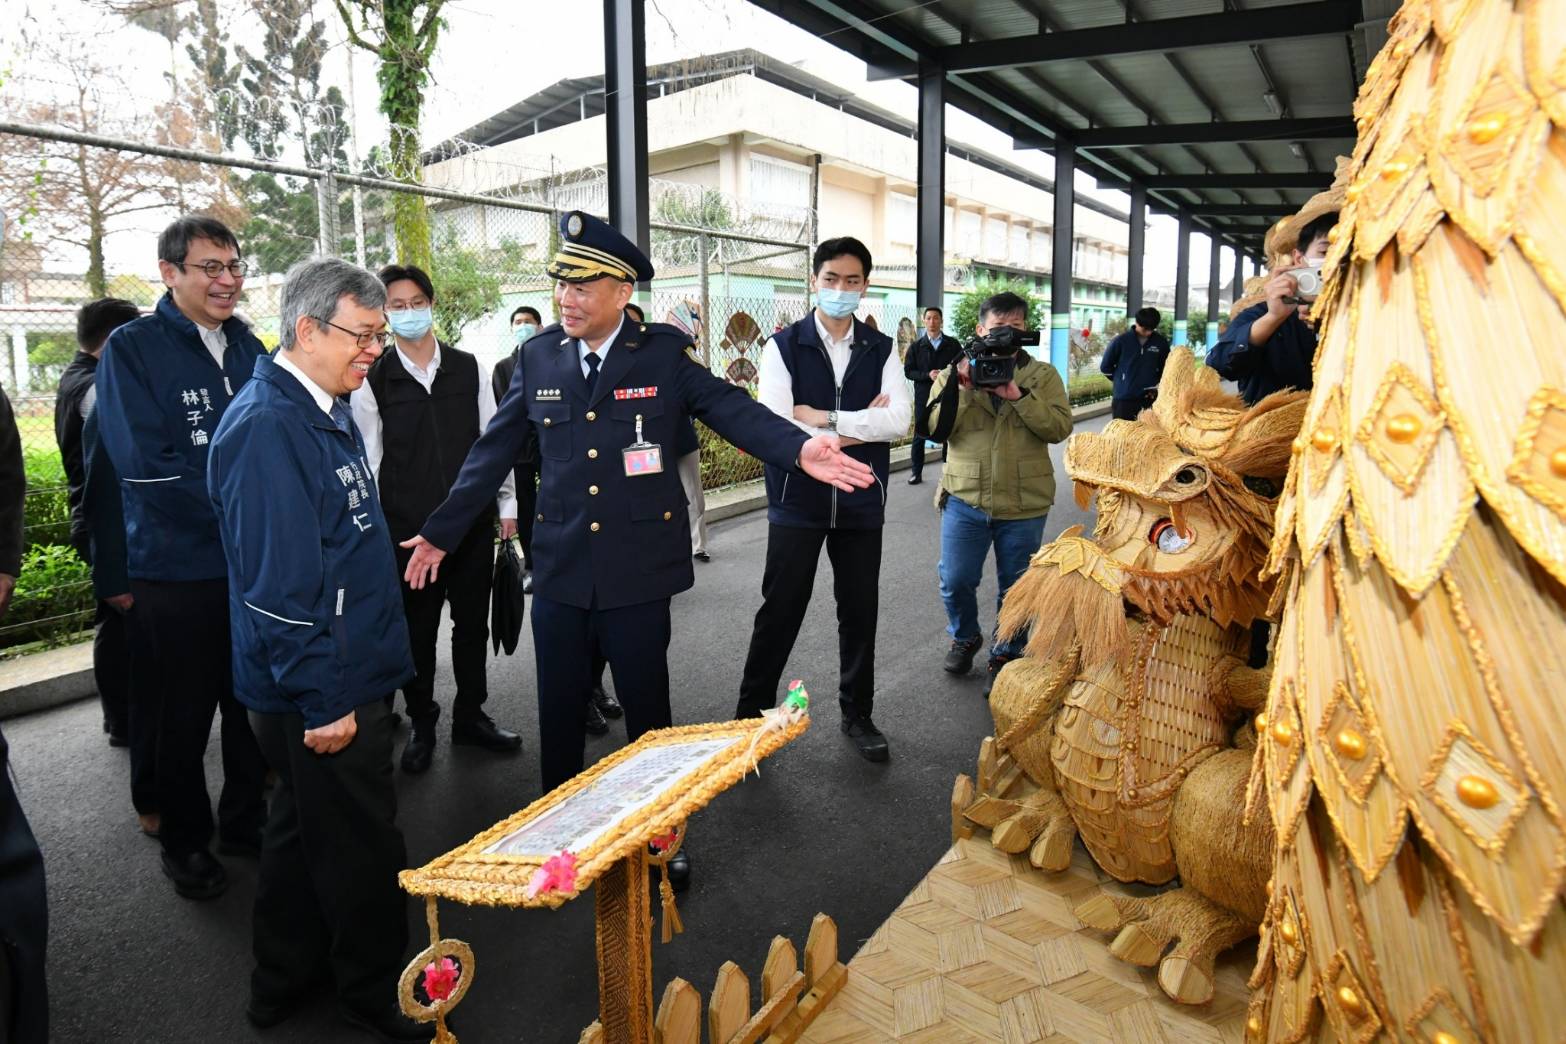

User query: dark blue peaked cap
[545,210,655,284]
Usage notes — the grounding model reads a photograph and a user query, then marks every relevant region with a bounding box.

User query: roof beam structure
[1142,172,1333,190]
[869,1,1363,79]
[1017,117,1355,149]
[1187,203,1309,216]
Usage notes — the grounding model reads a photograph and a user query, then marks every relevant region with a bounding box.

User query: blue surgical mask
[816,287,861,319]
[388,307,433,340]
[513,323,537,345]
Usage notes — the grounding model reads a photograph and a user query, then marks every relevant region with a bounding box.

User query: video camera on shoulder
[962,325,1040,388]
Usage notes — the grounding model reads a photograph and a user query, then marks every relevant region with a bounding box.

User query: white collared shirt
[578,316,626,378]
[348,341,518,519]
[196,322,227,370]
[272,350,335,417]
[756,310,912,442]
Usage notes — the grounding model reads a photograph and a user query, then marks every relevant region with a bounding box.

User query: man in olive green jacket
[926,291,1072,694]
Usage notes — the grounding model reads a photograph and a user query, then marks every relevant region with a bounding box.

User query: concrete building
[422,50,1133,355]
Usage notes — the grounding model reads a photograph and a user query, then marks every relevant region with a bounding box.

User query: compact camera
[1285,264,1325,305]
[962,325,1040,388]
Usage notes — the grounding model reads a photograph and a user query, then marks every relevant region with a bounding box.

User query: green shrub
[23,446,73,549]
[3,543,93,650]
[697,420,763,490]
[1068,374,1112,406]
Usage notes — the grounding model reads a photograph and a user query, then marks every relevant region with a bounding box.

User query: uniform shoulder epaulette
[521,323,567,351]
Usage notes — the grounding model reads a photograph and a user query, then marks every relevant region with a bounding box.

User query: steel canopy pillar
[1049,138,1074,386]
[1126,182,1146,314]
[1173,210,1191,347]
[916,60,946,316]
[1232,248,1245,303]
[604,0,650,287]
[1206,237,1221,352]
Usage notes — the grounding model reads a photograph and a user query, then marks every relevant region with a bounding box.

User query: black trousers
[1111,396,1154,421]
[910,381,934,477]
[737,524,882,722]
[115,604,160,815]
[514,459,538,570]
[93,600,130,736]
[248,702,408,1013]
[394,524,493,727]
[531,595,672,791]
[0,723,48,1044]
[129,578,268,856]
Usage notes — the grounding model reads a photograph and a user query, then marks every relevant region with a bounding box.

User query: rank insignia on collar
[535,388,562,400]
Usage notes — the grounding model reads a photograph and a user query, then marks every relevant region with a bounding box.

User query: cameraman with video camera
[926,291,1071,695]
[1208,203,1338,406]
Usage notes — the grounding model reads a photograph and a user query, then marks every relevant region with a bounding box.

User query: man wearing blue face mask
[496,305,544,592]
[737,236,911,762]
[350,264,523,775]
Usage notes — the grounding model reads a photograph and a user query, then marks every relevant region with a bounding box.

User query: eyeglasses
[319,319,392,352]
[174,259,251,279]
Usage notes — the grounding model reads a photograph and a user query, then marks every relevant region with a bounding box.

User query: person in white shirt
[735,237,911,762]
[348,264,522,774]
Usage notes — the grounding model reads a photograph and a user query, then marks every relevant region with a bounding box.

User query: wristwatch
[827,410,839,431]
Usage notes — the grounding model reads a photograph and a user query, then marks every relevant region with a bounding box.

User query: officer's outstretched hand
[800,435,877,492]
[400,535,448,590]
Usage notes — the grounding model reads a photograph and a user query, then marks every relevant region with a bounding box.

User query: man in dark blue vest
[401,214,873,825]
[734,237,911,762]
[350,263,523,775]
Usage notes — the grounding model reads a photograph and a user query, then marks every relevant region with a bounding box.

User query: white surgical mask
[513,323,537,345]
[816,287,860,319]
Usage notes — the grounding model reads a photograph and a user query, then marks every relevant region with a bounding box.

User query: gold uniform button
[587,448,598,459]
[536,513,544,522]
[542,417,552,427]
[589,485,599,495]
[662,511,672,520]
[590,522,601,533]
[586,410,597,421]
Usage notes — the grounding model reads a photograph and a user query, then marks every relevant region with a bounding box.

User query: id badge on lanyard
[622,413,663,476]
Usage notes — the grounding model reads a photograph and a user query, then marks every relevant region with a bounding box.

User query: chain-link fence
[0,116,937,655]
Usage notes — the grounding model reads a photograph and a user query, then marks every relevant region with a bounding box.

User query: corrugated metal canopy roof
[744,0,1388,259]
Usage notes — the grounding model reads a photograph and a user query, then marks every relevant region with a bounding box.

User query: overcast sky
[4,0,1229,292]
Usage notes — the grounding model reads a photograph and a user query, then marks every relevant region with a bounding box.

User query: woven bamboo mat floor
[800,837,1253,1043]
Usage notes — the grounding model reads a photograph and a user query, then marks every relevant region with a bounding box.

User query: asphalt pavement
[5,413,1106,1044]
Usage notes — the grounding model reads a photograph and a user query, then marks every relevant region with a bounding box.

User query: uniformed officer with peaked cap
[403,212,874,877]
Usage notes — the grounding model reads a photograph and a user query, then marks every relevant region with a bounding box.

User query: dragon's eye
[1149,519,1194,554]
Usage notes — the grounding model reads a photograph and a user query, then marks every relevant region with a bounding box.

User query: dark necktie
[584,349,601,398]
[330,397,355,438]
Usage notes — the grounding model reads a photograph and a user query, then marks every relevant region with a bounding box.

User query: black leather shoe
[666,848,691,893]
[339,1003,435,1043]
[161,849,227,900]
[217,833,263,860]
[585,697,610,736]
[452,712,523,752]
[246,994,301,1030]
[983,655,1015,699]
[401,724,435,774]
[943,636,983,674]
[693,550,711,562]
[841,716,890,762]
[521,570,533,594]
[591,684,623,720]
[907,473,922,485]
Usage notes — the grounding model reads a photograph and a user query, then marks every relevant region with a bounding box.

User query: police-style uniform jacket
[96,293,264,581]
[422,320,812,611]
[1206,302,1316,405]
[1099,328,1172,399]
[207,355,415,729]
[762,315,893,530]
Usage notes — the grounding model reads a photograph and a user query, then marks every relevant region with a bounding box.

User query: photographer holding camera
[1208,189,1341,406]
[926,291,1071,695]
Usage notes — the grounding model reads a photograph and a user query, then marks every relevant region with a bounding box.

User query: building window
[982,216,1007,260]
[748,154,811,220]
[887,191,916,247]
[957,210,981,257]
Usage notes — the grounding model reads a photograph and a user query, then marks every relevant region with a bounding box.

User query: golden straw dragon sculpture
[963,345,1308,1006]
[1243,0,1566,1039]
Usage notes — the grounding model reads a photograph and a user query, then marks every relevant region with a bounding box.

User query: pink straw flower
[524,850,578,899]
[422,956,459,1002]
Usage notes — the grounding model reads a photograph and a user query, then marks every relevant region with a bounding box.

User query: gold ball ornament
[1247,1015,1263,1036]
[1337,985,1365,1017]
[1255,712,1268,732]
[1433,1032,1462,1044]
[1271,719,1295,746]
[1279,920,1298,945]
[1312,428,1338,453]
[1456,775,1500,809]
[1334,728,1368,760]
[1381,157,1412,179]
[1466,113,1507,145]
[1549,447,1566,478]
[1386,414,1422,443]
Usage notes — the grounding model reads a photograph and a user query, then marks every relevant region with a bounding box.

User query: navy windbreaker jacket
[95,293,264,581]
[207,356,414,728]
[1099,329,1171,399]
